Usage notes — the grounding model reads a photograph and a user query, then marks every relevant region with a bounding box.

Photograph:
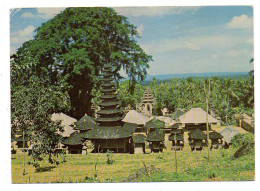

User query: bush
[231,132,254,158]
[231,133,254,148]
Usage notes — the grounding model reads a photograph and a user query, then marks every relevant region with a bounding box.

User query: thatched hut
[209,130,223,150]
[188,129,207,151]
[62,132,84,154]
[168,128,184,151]
[155,116,176,133]
[178,108,219,131]
[122,110,150,133]
[74,114,98,132]
[220,126,240,149]
[51,113,77,137]
[81,122,136,153]
[132,134,147,153]
[235,113,254,133]
[145,118,165,153]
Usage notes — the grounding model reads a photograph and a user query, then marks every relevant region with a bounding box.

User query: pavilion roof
[74,114,99,131]
[146,129,165,142]
[62,132,84,146]
[179,108,219,124]
[133,134,147,144]
[51,113,77,137]
[145,117,165,129]
[122,110,150,125]
[81,123,137,140]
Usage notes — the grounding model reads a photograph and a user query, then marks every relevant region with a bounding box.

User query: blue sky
[10,6,254,76]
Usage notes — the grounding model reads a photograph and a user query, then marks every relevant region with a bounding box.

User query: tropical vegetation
[119,74,254,126]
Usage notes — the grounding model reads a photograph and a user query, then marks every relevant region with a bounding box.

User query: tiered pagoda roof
[141,87,154,104]
[95,64,123,127]
[82,64,136,141]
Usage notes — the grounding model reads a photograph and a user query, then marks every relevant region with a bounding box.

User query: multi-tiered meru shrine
[81,64,136,153]
[136,87,154,116]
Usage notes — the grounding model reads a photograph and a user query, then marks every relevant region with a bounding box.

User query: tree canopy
[11,7,152,119]
[148,76,254,124]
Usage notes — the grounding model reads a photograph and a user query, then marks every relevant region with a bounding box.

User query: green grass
[11,148,254,183]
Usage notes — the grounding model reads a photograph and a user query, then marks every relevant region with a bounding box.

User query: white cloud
[226,14,253,29]
[227,49,250,57]
[114,7,199,17]
[212,54,218,59]
[136,24,144,36]
[21,12,34,18]
[10,25,35,54]
[37,8,65,19]
[246,37,254,44]
[141,34,250,54]
[184,42,200,50]
[17,25,35,37]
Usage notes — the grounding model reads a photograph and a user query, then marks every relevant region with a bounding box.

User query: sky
[10,6,254,76]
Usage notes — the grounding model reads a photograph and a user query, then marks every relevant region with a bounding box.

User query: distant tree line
[119,75,254,125]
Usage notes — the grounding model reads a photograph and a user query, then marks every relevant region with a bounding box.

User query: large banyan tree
[11,7,152,119]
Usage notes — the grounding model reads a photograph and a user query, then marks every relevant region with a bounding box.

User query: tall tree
[11,75,69,166]
[11,7,152,119]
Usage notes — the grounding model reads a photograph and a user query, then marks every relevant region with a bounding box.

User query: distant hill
[140,72,249,86]
[146,72,249,81]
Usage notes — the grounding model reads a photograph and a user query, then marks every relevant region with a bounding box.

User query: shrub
[231,133,254,148]
[231,132,254,158]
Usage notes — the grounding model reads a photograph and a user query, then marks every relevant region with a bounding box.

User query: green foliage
[11,74,69,165]
[118,80,145,109]
[11,7,152,119]
[149,76,254,125]
[106,150,114,165]
[231,133,254,148]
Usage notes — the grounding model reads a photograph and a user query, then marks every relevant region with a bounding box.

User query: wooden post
[204,80,210,161]
[22,130,26,175]
[174,131,178,173]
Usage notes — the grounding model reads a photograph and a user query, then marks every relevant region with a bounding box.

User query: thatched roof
[51,113,77,137]
[75,114,99,131]
[155,116,175,127]
[145,117,165,129]
[51,113,77,125]
[168,134,184,141]
[188,129,207,140]
[62,132,84,146]
[101,82,115,87]
[209,130,223,139]
[220,126,240,143]
[96,116,123,123]
[100,94,118,99]
[122,110,150,125]
[100,88,117,93]
[146,129,165,142]
[168,121,179,129]
[81,123,137,140]
[133,134,147,144]
[179,108,219,124]
[97,108,123,115]
[98,100,121,107]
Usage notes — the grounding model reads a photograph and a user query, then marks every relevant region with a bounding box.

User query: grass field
[11,146,254,183]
